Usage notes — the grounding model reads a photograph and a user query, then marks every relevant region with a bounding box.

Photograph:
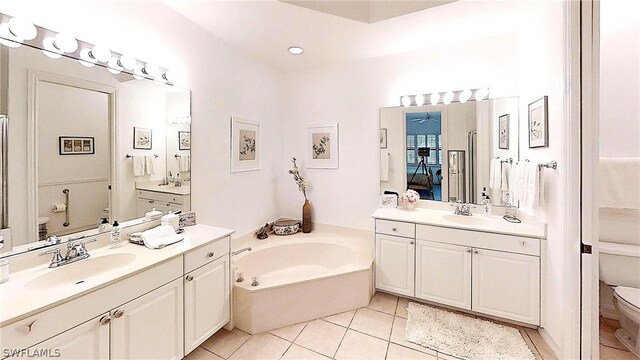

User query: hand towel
[489,158,502,190]
[141,225,182,249]
[512,162,527,204]
[132,156,145,177]
[145,156,156,175]
[380,151,390,182]
[508,162,520,204]
[521,162,541,208]
[179,155,191,172]
[501,162,510,191]
[598,157,640,209]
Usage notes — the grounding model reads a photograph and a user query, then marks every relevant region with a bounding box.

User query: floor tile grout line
[331,323,351,359]
[224,333,252,360]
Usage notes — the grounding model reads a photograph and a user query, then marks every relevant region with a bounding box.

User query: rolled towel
[132,156,145,177]
[145,156,156,175]
[141,225,182,249]
[380,151,389,182]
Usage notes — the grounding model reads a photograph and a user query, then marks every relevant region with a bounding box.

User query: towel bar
[125,154,159,159]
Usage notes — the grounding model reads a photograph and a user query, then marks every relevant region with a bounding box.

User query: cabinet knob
[148,200,154,204]
[99,315,111,325]
[392,228,398,232]
[16,319,38,333]
[207,251,215,258]
[113,310,124,319]
[410,241,414,245]
[466,248,472,253]
[186,275,194,281]
[521,241,526,247]
[474,250,479,254]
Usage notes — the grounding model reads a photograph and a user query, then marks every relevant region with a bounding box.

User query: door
[110,278,184,360]
[416,240,471,310]
[472,248,540,325]
[26,314,109,360]
[184,255,230,354]
[375,234,415,296]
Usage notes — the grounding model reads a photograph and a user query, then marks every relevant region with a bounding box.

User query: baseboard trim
[538,327,562,359]
[599,308,619,320]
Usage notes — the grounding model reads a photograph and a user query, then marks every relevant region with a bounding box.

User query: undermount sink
[26,253,137,291]
[441,214,490,226]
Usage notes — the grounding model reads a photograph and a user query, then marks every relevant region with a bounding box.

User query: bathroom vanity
[0,224,232,359]
[372,207,546,326]
[135,183,192,217]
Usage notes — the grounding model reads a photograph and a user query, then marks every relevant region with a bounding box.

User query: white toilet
[600,239,640,357]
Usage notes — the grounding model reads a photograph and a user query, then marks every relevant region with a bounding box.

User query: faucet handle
[39,248,61,256]
[39,248,64,265]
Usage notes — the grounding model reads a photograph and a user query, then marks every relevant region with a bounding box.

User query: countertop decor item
[272,219,300,236]
[400,189,420,209]
[255,223,270,239]
[289,157,312,233]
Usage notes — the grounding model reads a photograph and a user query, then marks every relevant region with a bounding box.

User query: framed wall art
[59,136,95,155]
[178,131,191,150]
[498,114,510,150]
[307,123,339,169]
[528,96,548,148]
[231,117,260,172]
[380,128,388,149]
[133,127,152,150]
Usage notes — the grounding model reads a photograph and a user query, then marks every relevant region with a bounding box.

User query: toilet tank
[600,208,640,287]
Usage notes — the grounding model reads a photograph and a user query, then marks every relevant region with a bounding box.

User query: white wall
[599,0,640,157]
[0,0,285,239]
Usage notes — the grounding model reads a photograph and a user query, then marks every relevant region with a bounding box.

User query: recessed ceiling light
[288,46,303,55]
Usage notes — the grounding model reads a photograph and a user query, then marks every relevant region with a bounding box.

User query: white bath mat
[405,302,535,360]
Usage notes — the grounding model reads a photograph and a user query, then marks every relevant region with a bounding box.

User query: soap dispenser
[483,195,492,217]
[110,220,122,248]
[98,218,112,232]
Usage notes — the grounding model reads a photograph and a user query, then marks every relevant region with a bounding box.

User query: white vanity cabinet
[28,315,109,360]
[136,190,190,217]
[184,253,230,354]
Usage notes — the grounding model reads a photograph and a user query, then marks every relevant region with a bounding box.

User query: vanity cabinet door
[23,315,109,360]
[472,249,540,325]
[184,255,230,355]
[415,240,472,310]
[110,278,184,360]
[375,234,415,297]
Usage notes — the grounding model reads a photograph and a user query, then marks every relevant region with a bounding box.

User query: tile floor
[186,292,557,360]
[599,316,639,360]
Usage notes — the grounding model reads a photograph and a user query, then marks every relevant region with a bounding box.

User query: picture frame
[528,96,548,148]
[133,127,152,150]
[307,123,339,169]
[178,131,191,150]
[379,194,398,208]
[231,117,260,172]
[380,128,388,149]
[498,114,510,150]
[59,136,95,155]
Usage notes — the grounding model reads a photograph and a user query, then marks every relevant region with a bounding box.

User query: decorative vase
[302,200,312,233]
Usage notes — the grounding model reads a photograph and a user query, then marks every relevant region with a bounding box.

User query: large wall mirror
[380,96,519,207]
[0,42,191,255]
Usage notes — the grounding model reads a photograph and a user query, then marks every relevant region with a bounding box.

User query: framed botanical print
[528,96,548,148]
[231,117,260,172]
[178,131,191,150]
[307,123,339,169]
[380,128,388,149]
[133,127,152,150]
[498,114,509,150]
[59,136,95,155]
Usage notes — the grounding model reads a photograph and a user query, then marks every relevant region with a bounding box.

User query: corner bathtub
[232,232,373,334]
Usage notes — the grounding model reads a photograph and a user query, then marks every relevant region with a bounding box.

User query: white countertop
[0,224,233,327]
[136,182,191,195]
[372,207,546,239]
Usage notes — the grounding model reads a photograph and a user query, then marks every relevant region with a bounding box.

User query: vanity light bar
[0,13,175,86]
[400,88,490,107]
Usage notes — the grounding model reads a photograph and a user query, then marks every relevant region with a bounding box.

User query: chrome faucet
[451,200,476,216]
[231,247,252,256]
[39,238,97,268]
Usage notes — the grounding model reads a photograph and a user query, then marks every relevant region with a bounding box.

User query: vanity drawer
[0,257,182,351]
[376,220,415,238]
[137,190,184,205]
[416,224,540,256]
[184,236,230,273]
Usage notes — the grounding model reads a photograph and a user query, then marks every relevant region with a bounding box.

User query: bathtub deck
[187,292,556,360]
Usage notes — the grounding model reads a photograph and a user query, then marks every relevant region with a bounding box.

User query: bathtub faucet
[232,247,252,256]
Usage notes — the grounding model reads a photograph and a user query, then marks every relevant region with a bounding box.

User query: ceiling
[163,0,522,73]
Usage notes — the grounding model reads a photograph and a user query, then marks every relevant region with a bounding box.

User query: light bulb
[459,89,472,104]
[415,94,425,106]
[53,33,78,53]
[401,96,411,108]
[475,87,489,101]
[42,37,63,58]
[107,57,123,74]
[8,17,37,41]
[0,23,22,48]
[119,54,137,70]
[91,45,111,62]
[430,93,440,106]
[443,91,454,105]
[133,64,146,80]
[79,48,97,67]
